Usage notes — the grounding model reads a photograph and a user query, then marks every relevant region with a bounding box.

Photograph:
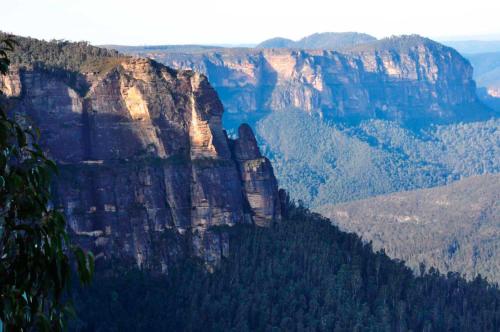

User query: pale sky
[1,0,500,45]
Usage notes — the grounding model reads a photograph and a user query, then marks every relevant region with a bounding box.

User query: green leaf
[15,126,26,147]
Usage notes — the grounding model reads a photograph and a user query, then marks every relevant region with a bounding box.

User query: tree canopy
[0,36,93,332]
[73,203,500,332]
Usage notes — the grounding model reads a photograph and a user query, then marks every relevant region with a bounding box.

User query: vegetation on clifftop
[0,31,121,73]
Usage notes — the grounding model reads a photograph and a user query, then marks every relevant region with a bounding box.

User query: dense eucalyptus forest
[72,204,500,332]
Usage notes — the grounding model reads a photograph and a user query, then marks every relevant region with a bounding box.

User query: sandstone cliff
[1,40,281,271]
[135,35,489,126]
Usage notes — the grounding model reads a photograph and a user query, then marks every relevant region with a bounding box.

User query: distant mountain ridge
[108,34,499,117]
[442,40,500,54]
[256,32,377,49]
[142,35,492,127]
[318,174,500,282]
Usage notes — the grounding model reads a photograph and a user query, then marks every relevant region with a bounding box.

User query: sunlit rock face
[487,88,500,98]
[2,56,281,272]
[150,36,487,126]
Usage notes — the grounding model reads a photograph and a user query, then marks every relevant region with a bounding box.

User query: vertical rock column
[187,73,248,265]
[232,124,282,226]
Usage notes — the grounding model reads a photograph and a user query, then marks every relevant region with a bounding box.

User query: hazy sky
[2,0,500,45]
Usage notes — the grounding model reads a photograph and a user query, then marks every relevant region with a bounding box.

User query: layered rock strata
[141,36,488,125]
[1,56,281,271]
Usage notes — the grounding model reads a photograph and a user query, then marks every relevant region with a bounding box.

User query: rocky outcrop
[2,54,281,271]
[231,124,281,226]
[140,35,489,126]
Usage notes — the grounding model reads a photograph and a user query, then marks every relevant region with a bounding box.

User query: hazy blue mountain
[466,52,500,92]
[468,52,500,78]
[103,44,227,54]
[256,32,377,49]
[454,51,500,112]
[443,40,500,54]
[255,37,295,48]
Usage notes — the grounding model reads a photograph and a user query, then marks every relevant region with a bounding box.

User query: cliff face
[145,36,485,125]
[1,57,281,271]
